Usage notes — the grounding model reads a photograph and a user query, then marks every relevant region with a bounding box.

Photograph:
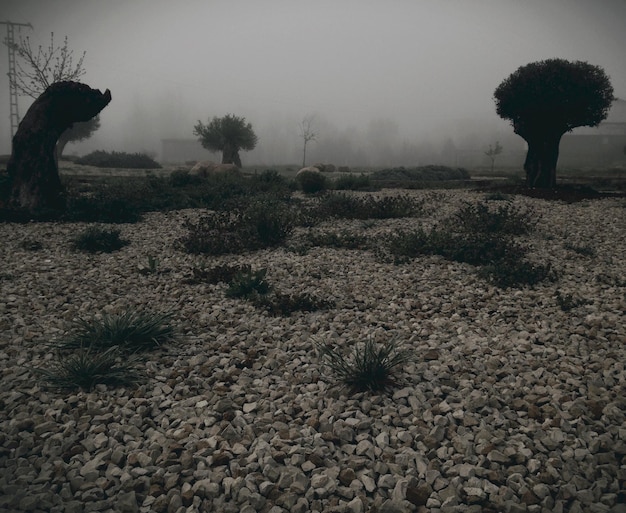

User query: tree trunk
[221,145,242,168]
[302,141,307,168]
[523,132,562,189]
[7,81,111,215]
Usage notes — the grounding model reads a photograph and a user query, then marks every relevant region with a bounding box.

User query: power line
[1,20,33,138]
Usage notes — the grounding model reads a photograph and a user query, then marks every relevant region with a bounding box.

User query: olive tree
[193,114,258,168]
[494,59,613,188]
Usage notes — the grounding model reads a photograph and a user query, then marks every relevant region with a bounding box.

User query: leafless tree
[484,141,503,172]
[5,32,86,98]
[298,115,318,167]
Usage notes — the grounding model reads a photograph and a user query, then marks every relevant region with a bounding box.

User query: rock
[406,483,432,506]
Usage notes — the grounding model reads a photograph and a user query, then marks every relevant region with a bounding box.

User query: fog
[1,0,625,167]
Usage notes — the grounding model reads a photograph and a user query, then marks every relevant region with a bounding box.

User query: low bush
[70,225,129,253]
[315,337,413,393]
[333,173,374,191]
[312,193,422,221]
[371,165,470,183]
[479,257,556,288]
[179,198,294,254]
[184,263,252,285]
[76,150,161,169]
[449,200,537,236]
[297,170,328,194]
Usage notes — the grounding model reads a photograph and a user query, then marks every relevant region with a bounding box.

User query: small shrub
[333,173,374,191]
[34,346,141,391]
[313,193,422,221]
[226,268,271,298]
[304,230,370,250]
[137,255,160,275]
[370,165,470,184]
[255,292,335,316]
[484,192,511,201]
[315,337,413,393]
[169,169,201,187]
[479,257,556,288]
[71,225,129,253]
[298,170,328,194]
[60,310,175,352]
[449,200,537,236]
[76,150,161,169]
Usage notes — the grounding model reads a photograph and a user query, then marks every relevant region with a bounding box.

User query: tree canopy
[494,58,614,187]
[494,58,614,140]
[193,114,258,167]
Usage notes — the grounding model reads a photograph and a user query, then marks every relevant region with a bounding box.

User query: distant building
[559,98,626,167]
[161,138,215,164]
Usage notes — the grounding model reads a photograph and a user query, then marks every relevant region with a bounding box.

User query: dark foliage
[76,150,161,169]
[70,225,129,253]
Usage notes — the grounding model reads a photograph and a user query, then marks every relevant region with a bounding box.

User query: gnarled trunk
[522,132,562,189]
[7,81,111,214]
[221,144,242,168]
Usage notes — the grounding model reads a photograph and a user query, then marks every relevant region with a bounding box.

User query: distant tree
[56,116,100,159]
[193,114,258,167]
[484,141,503,173]
[494,58,614,188]
[298,115,317,167]
[4,32,100,157]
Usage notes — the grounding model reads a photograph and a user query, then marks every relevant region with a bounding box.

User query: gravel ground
[0,189,625,513]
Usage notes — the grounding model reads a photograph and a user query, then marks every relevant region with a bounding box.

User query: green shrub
[298,170,328,194]
[71,225,129,253]
[313,193,422,221]
[479,257,556,288]
[371,165,470,183]
[315,337,413,393]
[60,310,175,352]
[179,199,294,255]
[226,268,271,298]
[76,150,161,169]
[34,346,141,391]
[169,169,201,187]
[333,173,374,191]
[254,292,335,316]
[64,187,143,223]
[449,200,537,236]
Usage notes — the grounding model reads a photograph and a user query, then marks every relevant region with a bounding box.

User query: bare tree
[298,115,317,167]
[5,32,86,98]
[484,141,503,172]
[4,32,101,159]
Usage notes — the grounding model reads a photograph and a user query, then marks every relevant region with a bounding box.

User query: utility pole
[1,21,33,138]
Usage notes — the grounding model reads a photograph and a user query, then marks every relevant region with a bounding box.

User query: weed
[70,225,129,253]
[226,268,271,298]
[60,310,175,352]
[479,258,556,288]
[449,200,537,236]
[19,238,43,251]
[185,263,252,285]
[563,242,596,257]
[138,255,159,274]
[315,337,413,393]
[255,292,335,316]
[555,290,591,311]
[313,193,422,221]
[34,346,141,391]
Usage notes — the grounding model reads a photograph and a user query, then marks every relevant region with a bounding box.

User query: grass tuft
[315,337,413,393]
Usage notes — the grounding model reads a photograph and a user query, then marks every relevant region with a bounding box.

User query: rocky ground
[0,189,625,513]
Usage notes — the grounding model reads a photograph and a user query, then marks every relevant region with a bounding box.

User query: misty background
[1,0,625,168]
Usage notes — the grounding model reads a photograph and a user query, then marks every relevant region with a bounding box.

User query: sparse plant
[226,268,270,298]
[479,257,556,288]
[449,200,537,236]
[315,336,413,393]
[313,192,422,221]
[19,238,43,251]
[138,255,159,275]
[555,290,591,311]
[59,310,175,352]
[184,263,252,285]
[563,241,596,257]
[70,225,129,253]
[33,346,141,391]
[484,141,503,172]
[255,292,335,316]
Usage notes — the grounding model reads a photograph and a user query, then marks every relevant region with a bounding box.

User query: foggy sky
[1,0,625,165]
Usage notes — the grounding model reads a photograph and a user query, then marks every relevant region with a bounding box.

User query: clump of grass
[479,257,556,289]
[555,290,591,311]
[255,292,335,316]
[34,346,141,391]
[563,241,596,257]
[60,310,175,352]
[315,337,413,393]
[226,268,271,298]
[71,225,129,253]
